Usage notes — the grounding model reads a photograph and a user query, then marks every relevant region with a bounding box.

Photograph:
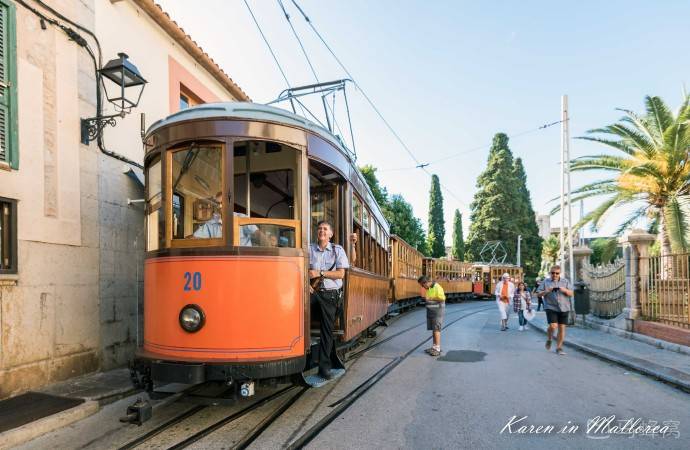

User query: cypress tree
[427,174,446,258]
[451,209,465,261]
[465,133,520,264]
[512,157,543,279]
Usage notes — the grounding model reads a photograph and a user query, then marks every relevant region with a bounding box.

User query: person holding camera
[537,265,573,355]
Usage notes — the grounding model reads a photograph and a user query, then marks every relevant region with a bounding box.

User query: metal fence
[581,259,626,319]
[639,253,690,329]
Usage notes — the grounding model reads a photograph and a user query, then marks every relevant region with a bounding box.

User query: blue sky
[156,0,690,245]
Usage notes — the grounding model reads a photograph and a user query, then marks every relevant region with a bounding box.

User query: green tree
[589,237,621,266]
[567,95,690,256]
[451,209,464,260]
[512,157,543,277]
[427,174,446,257]
[359,165,430,255]
[388,194,430,254]
[360,164,388,206]
[465,133,520,264]
[540,235,560,276]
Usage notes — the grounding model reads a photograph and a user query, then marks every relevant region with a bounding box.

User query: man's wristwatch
[319,270,325,278]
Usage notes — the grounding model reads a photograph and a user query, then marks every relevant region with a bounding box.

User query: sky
[156,0,690,246]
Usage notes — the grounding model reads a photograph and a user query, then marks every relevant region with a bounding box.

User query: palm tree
[563,95,690,257]
[540,235,560,275]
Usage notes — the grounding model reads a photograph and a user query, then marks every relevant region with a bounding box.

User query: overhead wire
[243,0,292,89]
[290,0,422,166]
[277,0,319,83]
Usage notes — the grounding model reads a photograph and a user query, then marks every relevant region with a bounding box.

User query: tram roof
[146,102,390,230]
[147,102,350,153]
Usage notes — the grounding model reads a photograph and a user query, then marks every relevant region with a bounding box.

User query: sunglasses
[550,272,560,275]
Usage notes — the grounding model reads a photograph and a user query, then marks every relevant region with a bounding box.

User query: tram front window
[233,141,301,247]
[169,144,224,241]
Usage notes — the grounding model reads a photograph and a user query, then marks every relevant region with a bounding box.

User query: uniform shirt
[309,242,350,290]
[538,277,572,312]
[235,212,258,246]
[425,283,446,302]
[193,214,222,239]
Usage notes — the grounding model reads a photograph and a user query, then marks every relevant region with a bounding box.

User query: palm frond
[570,159,626,172]
[614,205,649,235]
[645,96,674,142]
[616,108,660,149]
[574,136,634,155]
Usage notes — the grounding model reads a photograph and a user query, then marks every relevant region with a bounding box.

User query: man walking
[537,265,573,355]
[309,220,350,380]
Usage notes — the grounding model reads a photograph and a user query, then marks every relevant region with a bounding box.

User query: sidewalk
[528,312,690,393]
[0,368,137,449]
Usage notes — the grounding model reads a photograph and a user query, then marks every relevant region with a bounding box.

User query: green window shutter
[0,0,17,169]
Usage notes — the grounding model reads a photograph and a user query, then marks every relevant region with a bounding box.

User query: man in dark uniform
[308,220,354,380]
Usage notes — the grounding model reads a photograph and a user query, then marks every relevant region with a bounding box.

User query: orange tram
[132,102,522,394]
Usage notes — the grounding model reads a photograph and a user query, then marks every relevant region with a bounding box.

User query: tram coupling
[119,397,153,426]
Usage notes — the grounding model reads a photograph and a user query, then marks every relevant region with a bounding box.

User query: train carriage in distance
[135,102,391,392]
[471,264,524,297]
[423,258,474,301]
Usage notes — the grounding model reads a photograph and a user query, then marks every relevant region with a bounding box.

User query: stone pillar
[572,246,593,284]
[619,229,656,331]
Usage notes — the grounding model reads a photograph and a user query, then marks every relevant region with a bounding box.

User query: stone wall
[98,156,145,368]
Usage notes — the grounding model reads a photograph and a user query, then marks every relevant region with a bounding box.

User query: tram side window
[146,157,162,251]
[352,195,363,269]
[233,141,300,247]
[170,145,223,241]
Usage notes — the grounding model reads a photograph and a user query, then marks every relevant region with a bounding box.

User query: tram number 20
[183,272,202,291]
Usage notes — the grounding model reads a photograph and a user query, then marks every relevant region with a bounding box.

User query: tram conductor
[308,220,356,380]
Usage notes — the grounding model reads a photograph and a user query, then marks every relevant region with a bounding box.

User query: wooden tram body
[135,102,391,389]
[134,102,523,392]
[422,258,474,301]
[471,264,524,297]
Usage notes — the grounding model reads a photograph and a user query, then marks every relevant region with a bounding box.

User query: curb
[528,321,690,393]
[0,400,99,450]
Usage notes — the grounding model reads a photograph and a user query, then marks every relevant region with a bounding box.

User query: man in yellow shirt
[418,276,446,357]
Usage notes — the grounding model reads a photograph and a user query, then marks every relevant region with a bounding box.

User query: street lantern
[81,53,147,145]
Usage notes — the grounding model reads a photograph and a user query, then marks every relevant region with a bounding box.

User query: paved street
[18,302,690,450]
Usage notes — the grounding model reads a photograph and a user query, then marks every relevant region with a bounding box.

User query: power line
[290,0,422,166]
[276,0,319,83]
[381,119,567,172]
[243,0,291,89]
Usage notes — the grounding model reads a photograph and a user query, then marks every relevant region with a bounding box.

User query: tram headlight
[179,304,205,333]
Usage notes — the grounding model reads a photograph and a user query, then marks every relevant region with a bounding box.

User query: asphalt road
[18,301,690,450]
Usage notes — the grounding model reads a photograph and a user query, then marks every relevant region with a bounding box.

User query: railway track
[115,302,493,450]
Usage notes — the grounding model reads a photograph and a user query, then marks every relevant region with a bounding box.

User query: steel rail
[286,305,494,449]
[167,385,297,450]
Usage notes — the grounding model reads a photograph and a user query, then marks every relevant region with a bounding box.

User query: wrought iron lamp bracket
[80,112,125,145]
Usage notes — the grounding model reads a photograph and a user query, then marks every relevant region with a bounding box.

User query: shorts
[546,310,569,325]
[426,301,445,331]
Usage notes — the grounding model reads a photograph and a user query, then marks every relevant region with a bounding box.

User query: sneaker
[424,348,434,354]
[429,348,441,357]
[556,348,566,356]
[519,326,524,331]
[545,339,552,351]
[318,370,334,380]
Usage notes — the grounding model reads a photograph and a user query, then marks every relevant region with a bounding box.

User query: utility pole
[517,235,522,268]
[561,95,576,325]
[560,95,567,271]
